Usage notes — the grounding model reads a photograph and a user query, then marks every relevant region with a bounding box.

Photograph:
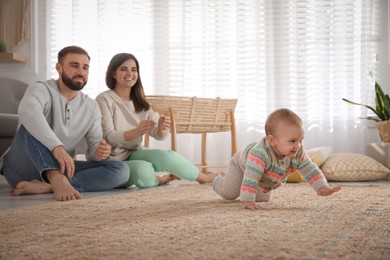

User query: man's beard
[61,72,87,91]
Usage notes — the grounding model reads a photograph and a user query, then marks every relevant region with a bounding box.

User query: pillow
[306,147,332,168]
[286,170,305,183]
[321,153,390,181]
[287,147,332,183]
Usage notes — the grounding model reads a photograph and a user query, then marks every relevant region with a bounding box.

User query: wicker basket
[376,120,390,143]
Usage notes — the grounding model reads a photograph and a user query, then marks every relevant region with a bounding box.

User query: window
[46,0,381,160]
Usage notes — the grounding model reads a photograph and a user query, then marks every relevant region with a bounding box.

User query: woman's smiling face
[114,59,138,89]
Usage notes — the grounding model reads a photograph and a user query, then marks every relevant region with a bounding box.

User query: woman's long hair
[105,53,150,112]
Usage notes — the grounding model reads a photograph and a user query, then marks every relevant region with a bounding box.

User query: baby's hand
[317,185,341,196]
[243,201,262,210]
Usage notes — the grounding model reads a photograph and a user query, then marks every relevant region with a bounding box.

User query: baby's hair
[265,108,303,136]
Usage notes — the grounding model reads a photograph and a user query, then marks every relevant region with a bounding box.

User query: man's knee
[106,160,130,181]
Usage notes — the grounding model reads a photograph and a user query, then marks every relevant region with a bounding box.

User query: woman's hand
[158,115,171,130]
[137,120,156,135]
[156,115,170,138]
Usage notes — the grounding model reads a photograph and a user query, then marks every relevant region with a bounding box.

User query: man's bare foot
[46,171,82,201]
[157,173,172,185]
[12,179,52,196]
[197,172,218,184]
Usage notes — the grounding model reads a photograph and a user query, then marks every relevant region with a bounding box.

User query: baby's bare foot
[157,173,172,185]
[46,171,81,201]
[12,179,52,196]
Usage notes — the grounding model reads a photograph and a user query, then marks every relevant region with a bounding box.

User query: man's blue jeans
[2,125,130,192]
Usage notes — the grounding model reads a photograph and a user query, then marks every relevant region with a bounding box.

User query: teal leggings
[121,149,199,188]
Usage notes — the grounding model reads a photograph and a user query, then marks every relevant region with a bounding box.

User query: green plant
[342,82,390,122]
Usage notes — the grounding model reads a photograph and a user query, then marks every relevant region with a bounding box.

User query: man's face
[57,53,90,91]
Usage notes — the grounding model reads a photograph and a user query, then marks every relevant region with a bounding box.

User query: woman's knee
[131,149,198,180]
[125,160,158,188]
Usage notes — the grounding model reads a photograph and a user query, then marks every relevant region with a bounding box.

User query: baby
[213,108,340,210]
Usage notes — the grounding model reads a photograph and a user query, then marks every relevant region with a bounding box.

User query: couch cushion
[0,113,19,136]
[0,76,28,114]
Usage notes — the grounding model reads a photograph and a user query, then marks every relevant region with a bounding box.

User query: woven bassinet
[146,95,237,134]
[145,95,238,172]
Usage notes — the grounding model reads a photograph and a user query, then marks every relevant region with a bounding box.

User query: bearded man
[0,46,129,201]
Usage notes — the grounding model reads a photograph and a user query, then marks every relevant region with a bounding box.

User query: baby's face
[271,124,304,157]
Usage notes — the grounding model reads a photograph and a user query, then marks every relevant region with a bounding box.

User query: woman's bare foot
[217,172,225,177]
[11,179,52,196]
[169,175,181,181]
[46,171,82,201]
[197,172,218,184]
[157,173,172,185]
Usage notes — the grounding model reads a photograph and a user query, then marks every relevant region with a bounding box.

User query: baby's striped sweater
[239,138,328,202]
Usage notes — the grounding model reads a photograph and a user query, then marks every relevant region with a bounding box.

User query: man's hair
[57,46,90,64]
[265,108,302,136]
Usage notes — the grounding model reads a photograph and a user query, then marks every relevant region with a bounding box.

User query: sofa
[0,76,28,156]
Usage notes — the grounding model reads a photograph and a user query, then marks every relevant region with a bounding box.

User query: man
[0,46,129,201]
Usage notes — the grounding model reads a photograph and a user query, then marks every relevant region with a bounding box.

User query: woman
[96,53,216,188]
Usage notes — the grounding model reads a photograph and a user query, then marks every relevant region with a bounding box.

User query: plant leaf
[375,82,390,120]
[385,94,390,119]
[375,82,386,120]
[375,90,385,120]
[342,98,382,120]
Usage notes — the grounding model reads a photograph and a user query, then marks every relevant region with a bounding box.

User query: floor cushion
[321,153,390,181]
[287,147,332,183]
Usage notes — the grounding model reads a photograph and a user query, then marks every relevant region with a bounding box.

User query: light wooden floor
[0,175,194,211]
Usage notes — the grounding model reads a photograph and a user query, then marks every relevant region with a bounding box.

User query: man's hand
[317,185,341,196]
[52,145,75,179]
[243,201,263,210]
[94,139,111,160]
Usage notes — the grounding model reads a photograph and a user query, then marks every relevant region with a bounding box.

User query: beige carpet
[0,183,389,260]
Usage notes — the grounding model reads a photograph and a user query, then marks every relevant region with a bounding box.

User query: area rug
[0,183,389,260]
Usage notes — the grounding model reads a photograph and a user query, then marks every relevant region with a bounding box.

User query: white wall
[380,0,390,93]
[2,0,389,93]
[0,0,389,155]
[0,1,46,84]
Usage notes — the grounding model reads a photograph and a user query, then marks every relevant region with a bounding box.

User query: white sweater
[17,79,103,161]
[95,90,167,161]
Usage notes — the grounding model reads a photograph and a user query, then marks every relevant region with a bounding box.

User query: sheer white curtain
[45,0,381,165]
